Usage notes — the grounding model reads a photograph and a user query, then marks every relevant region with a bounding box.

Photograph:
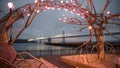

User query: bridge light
[28,39,34,42]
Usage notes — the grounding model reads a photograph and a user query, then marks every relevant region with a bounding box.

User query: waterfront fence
[16,47,120,58]
[16,49,81,58]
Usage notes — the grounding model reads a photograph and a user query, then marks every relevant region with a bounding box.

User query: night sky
[0,0,120,40]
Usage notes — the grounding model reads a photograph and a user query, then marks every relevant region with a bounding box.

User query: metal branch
[10,12,38,45]
[104,42,116,56]
[102,0,112,13]
[105,28,120,41]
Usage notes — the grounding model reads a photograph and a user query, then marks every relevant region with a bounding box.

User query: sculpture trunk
[0,29,8,43]
[0,29,16,62]
[95,28,105,60]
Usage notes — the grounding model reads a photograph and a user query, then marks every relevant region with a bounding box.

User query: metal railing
[16,46,120,58]
[16,49,81,58]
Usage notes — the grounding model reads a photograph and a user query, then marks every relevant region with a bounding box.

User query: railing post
[27,50,29,59]
[39,50,41,57]
[61,49,62,56]
[51,49,52,56]
[69,48,71,55]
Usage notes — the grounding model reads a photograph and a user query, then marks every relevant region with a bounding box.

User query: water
[13,43,77,57]
[13,43,75,51]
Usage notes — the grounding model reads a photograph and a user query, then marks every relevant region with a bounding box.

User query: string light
[77,13,80,16]
[59,18,62,21]
[63,20,66,22]
[64,17,67,19]
[88,26,92,29]
[58,8,61,10]
[37,10,40,13]
[41,0,44,2]
[71,11,73,13]
[50,0,54,1]
[66,1,69,3]
[47,7,51,10]
[72,9,76,12]
[86,11,89,14]
[8,2,14,9]
[35,0,38,3]
[81,16,85,18]
[51,7,55,10]
[71,0,75,2]
[60,1,64,3]
[45,6,48,9]
[106,10,110,15]
[65,9,68,11]
[119,16,120,19]
[62,15,65,17]
[27,13,30,16]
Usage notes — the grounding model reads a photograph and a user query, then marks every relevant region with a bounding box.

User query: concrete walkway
[43,56,74,68]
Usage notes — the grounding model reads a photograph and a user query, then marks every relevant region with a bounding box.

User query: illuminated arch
[0,0,91,44]
[0,0,120,44]
[0,0,87,29]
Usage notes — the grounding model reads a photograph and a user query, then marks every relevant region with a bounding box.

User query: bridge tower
[62,30,65,43]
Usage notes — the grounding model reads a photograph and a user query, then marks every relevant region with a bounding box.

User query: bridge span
[28,32,120,43]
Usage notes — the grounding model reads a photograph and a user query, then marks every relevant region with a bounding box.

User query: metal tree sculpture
[0,0,86,45]
[0,0,120,61]
[59,0,120,60]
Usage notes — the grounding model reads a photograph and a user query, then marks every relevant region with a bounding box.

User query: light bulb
[106,11,110,15]
[8,2,14,9]
[35,0,38,3]
[27,13,30,16]
[41,0,44,2]
[60,1,63,3]
[58,8,61,10]
[66,1,69,3]
[59,18,62,21]
[37,10,40,13]
[88,26,92,29]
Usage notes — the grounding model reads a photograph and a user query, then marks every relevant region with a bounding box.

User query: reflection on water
[13,43,77,57]
[13,43,75,50]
